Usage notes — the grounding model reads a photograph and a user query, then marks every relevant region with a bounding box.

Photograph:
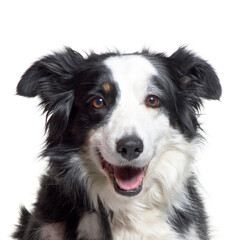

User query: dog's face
[17,48,221,200]
[86,55,173,197]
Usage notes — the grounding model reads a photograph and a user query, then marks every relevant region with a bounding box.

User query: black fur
[146,47,221,138]
[12,207,31,239]
[13,47,221,239]
[167,178,210,240]
[166,47,221,138]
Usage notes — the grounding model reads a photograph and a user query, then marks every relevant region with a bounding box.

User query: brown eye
[145,95,160,108]
[92,98,105,109]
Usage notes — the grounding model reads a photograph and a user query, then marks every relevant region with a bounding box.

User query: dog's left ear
[167,47,222,100]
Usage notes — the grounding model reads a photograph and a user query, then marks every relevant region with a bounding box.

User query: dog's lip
[98,150,148,196]
[114,179,143,197]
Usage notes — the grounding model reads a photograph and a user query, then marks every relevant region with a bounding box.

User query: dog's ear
[164,47,222,137]
[167,47,222,100]
[17,47,84,146]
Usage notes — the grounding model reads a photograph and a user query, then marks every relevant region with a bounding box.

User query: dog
[13,47,221,240]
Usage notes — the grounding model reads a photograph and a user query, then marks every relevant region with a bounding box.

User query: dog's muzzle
[98,135,148,197]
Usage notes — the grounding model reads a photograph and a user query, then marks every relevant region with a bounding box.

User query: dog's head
[17,47,221,201]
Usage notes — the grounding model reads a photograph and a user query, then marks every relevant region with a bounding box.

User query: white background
[1,0,240,239]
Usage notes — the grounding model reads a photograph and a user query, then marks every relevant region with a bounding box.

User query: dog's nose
[116,136,143,161]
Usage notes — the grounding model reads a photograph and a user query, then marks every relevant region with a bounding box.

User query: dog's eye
[92,97,105,109]
[145,95,160,108]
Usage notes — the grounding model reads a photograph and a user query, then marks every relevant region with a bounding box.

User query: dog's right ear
[17,48,84,146]
[17,47,84,98]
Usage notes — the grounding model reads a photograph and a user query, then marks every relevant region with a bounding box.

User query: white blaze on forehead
[97,54,163,167]
[104,55,158,100]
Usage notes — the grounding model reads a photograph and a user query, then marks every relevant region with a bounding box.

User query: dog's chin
[98,151,148,197]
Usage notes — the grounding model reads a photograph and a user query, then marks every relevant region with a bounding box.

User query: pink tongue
[114,166,144,191]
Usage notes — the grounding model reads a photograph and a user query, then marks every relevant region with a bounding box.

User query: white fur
[40,223,66,240]
[184,226,200,240]
[77,212,101,239]
[74,55,200,239]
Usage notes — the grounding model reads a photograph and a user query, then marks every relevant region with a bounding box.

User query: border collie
[13,47,221,240]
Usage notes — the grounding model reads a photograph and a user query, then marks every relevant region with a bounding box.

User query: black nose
[116,136,144,161]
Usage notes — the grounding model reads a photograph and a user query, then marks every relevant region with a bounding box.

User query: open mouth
[98,151,148,197]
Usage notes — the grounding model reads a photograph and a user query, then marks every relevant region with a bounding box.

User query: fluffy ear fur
[17,47,84,146]
[167,47,222,100]
[165,47,222,137]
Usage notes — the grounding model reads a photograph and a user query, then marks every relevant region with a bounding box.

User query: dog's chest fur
[77,170,200,240]
[77,203,199,240]
[110,207,176,240]
[77,205,174,240]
